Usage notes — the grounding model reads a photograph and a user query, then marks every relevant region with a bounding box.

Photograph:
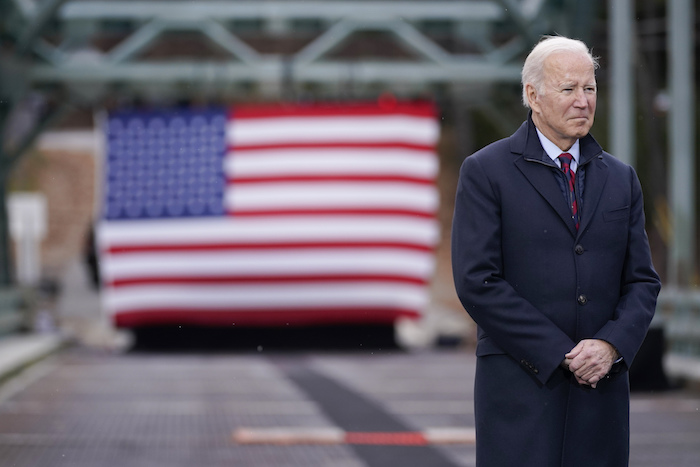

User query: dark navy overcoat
[451,116,661,467]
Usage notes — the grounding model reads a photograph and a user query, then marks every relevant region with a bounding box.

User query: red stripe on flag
[230,174,435,185]
[231,141,434,152]
[232,102,436,119]
[108,274,428,288]
[228,208,436,218]
[113,308,421,328]
[105,241,433,255]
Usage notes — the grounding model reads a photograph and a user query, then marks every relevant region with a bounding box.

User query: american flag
[97,102,440,328]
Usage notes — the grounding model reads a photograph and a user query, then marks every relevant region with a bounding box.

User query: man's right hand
[564,339,619,388]
[561,357,593,386]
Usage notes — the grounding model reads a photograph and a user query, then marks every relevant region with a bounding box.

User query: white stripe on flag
[105,283,429,313]
[228,115,439,146]
[97,217,439,246]
[226,183,438,212]
[101,250,435,281]
[226,148,438,178]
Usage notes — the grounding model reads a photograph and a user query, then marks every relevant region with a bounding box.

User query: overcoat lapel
[576,151,608,237]
[514,157,578,236]
[510,118,578,236]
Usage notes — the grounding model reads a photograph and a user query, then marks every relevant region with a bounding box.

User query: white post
[8,193,47,285]
[608,0,634,166]
[667,0,696,287]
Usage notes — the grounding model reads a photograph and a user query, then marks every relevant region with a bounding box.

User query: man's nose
[573,88,588,107]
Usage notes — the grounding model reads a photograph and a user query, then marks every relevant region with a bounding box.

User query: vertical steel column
[668,0,696,287]
[608,0,634,166]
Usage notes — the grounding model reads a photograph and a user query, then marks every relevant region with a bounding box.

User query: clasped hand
[561,339,618,388]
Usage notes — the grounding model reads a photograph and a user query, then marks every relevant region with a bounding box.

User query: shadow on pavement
[127,324,401,354]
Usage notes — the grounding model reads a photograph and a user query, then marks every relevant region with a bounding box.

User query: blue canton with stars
[104,108,228,220]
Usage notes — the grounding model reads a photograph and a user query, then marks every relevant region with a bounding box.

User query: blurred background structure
[0,1,698,384]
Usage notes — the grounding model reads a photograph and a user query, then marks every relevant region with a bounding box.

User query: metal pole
[608,0,634,166]
[0,184,13,285]
[668,0,696,287]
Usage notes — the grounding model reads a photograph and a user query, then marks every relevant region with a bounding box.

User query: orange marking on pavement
[232,427,476,446]
[232,428,343,445]
[344,431,428,445]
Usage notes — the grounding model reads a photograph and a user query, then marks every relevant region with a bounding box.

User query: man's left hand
[564,339,619,388]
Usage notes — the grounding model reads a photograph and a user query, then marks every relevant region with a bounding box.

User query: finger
[569,345,601,371]
[576,376,590,386]
[575,367,601,383]
[569,355,588,372]
[565,342,584,359]
[578,367,608,386]
[573,352,608,375]
[576,366,601,381]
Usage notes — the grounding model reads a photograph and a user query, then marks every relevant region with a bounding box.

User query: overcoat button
[578,294,588,305]
[574,244,584,254]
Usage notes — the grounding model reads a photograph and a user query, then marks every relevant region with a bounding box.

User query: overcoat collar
[510,113,608,238]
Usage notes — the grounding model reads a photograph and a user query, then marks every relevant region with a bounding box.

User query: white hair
[521,36,599,108]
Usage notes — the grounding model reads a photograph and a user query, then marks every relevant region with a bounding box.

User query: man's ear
[525,83,540,112]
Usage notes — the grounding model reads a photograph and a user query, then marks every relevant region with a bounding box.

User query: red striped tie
[558,153,579,230]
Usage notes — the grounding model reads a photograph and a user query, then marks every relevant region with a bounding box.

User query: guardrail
[0,288,26,336]
[657,287,700,357]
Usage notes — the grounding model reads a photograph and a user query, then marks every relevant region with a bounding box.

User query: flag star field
[105,109,227,220]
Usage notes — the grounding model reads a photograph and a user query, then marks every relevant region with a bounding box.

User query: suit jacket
[451,115,661,467]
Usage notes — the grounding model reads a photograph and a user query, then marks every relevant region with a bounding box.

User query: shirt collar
[535,128,580,172]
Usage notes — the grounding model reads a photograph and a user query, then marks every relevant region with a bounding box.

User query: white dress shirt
[535,128,580,173]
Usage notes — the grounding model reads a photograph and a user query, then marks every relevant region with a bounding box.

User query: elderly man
[451,36,661,467]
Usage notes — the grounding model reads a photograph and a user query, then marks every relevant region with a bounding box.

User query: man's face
[527,51,597,151]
